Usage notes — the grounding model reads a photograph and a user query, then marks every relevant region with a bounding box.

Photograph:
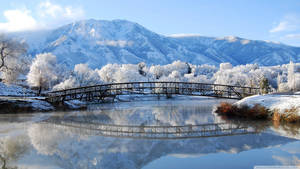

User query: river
[0,97,300,169]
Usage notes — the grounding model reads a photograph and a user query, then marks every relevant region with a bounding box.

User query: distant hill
[13,19,300,68]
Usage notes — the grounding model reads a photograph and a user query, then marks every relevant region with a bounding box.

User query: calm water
[0,97,300,169]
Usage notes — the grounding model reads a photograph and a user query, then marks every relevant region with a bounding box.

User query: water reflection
[39,118,257,139]
[0,99,299,169]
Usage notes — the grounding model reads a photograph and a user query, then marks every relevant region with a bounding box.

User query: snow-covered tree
[164,61,191,76]
[97,64,120,83]
[220,62,232,71]
[288,61,295,91]
[27,53,61,94]
[53,63,101,90]
[149,65,164,80]
[138,62,147,76]
[168,70,182,81]
[74,63,101,86]
[0,34,29,84]
[114,64,147,83]
[52,76,77,91]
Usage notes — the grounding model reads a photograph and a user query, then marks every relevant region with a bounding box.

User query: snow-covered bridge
[46,81,260,102]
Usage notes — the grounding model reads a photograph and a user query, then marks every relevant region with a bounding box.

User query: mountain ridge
[13,19,300,68]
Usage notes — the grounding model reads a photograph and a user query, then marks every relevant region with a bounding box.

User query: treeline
[1,35,300,94]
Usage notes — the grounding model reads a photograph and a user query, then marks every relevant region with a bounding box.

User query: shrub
[283,113,300,123]
[215,102,238,116]
[215,102,270,120]
[272,107,300,123]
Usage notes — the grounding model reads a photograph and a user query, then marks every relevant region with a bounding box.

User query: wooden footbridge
[39,117,257,139]
[46,81,260,102]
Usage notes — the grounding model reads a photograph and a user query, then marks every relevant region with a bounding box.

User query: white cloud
[38,1,84,20]
[284,33,300,39]
[270,21,290,33]
[0,9,38,32]
[270,15,300,33]
[0,1,85,32]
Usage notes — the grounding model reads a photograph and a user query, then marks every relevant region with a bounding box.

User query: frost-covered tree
[149,65,164,80]
[288,61,295,91]
[138,62,147,76]
[219,62,232,71]
[164,61,191,76]
[168,70,182,81]
[114,64,147,83]
[0,34,29,84]
[52,76,77,91]
[74,63,101,86]
[97,64,119,83]
[53,63,101,90]
[295,74,300,91]
[27,53,61,94]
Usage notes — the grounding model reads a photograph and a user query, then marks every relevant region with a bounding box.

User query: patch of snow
[64,100,86,109]
[264,40,281,44]
[216,36,238,42]
[96,40,133,47]
[168,34,202,38]
[0,82,35,96]
[51,35,67,47]
[241,39,250,45]
[89,28,96,37]
[30,100,54,111]
[235,94,300,115]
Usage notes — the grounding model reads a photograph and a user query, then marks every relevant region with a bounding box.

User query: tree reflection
[0,135,28,169]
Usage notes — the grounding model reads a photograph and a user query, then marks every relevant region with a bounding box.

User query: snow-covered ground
[0,82,55,112]
[235,94,300,116]
[0,97,54,112]
[0,82,35,96]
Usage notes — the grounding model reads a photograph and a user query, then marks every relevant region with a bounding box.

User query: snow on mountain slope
[15,19,300,69]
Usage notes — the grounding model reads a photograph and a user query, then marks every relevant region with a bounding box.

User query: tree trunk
[38,86,42,96]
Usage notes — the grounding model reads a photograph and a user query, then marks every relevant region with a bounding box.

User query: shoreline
[215,94,300,123]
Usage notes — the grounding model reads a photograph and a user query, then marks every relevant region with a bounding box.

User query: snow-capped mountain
[15,19,300,68]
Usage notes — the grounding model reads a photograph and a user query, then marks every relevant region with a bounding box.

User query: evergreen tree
[260,77,270,94]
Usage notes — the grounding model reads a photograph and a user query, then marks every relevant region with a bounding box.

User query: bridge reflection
[39,117,257,139]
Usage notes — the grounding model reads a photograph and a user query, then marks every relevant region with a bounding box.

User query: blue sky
[0,0,300,46]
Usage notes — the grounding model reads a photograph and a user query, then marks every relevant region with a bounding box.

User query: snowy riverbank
[0,97,89,113]
[235,94,300,116]
[0,97,54,113]
[0,82,36,96]
[0,82,88,113]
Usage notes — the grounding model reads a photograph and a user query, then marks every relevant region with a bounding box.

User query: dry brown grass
[272,107,300,123]
[216,103,300,123]
[215,102,270,120]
